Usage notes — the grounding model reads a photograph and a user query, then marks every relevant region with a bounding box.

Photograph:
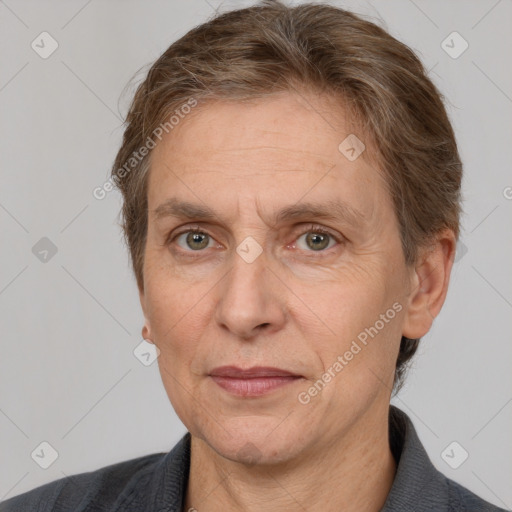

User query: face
[140,92,415,465]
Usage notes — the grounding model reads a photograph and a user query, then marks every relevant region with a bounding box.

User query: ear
[139,285,153,343]
[402,229,457,339]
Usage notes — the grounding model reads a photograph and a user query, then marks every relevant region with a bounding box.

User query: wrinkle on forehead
[148,91,388,230]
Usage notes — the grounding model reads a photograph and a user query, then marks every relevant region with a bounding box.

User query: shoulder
[0,452,165,512]
[384,406,507,511]
[446,476,508,512]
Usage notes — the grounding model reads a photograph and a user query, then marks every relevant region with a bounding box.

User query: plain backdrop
[1,0,511,508]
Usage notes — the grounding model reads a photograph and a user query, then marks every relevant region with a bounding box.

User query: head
[112,1,461,463]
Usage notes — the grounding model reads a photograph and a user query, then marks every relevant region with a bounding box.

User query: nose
[214,248,286,340]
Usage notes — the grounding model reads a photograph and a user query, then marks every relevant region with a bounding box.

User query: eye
[167,224,342,256]
[173,227,215,251]
[294,225,339,252]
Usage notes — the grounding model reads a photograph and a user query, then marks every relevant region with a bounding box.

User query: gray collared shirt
[0,405,506,511]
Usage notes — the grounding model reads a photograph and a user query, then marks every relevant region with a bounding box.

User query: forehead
[147,92,389,222]
[153,92,351,167]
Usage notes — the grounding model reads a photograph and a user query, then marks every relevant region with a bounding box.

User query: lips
[209,366,303,397]
[209,366,301,378]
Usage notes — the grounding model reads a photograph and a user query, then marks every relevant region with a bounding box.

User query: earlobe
[139,287,154,344]
[142,325,154,344]
[402,230,456,339]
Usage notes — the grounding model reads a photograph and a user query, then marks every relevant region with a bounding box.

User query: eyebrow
[152,197,365,228]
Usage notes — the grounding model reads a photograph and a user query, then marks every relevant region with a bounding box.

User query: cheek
[292,264,385,331]
[291,263,405,376]
[144,274,193,357]
[146,281,210,422]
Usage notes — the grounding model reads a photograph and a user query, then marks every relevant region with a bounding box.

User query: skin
[139,91,456,512]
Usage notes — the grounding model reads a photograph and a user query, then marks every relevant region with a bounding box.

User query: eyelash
[166,224,343,257]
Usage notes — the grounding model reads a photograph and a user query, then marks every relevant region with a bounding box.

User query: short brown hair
[111,0,462,394]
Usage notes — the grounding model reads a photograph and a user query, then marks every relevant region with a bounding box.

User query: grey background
[0,0,511,508]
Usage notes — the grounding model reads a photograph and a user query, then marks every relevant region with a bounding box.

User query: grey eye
[297,232,334,251]
[177,231,212,251]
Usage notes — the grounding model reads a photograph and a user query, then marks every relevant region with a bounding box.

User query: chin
[201,419,306,467]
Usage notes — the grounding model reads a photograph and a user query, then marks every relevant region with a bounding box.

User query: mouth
[209,366,303,397]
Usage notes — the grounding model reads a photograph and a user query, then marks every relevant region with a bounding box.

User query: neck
[184,403,397,512]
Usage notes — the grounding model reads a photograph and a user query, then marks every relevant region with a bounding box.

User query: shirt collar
[381,404,451,510]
